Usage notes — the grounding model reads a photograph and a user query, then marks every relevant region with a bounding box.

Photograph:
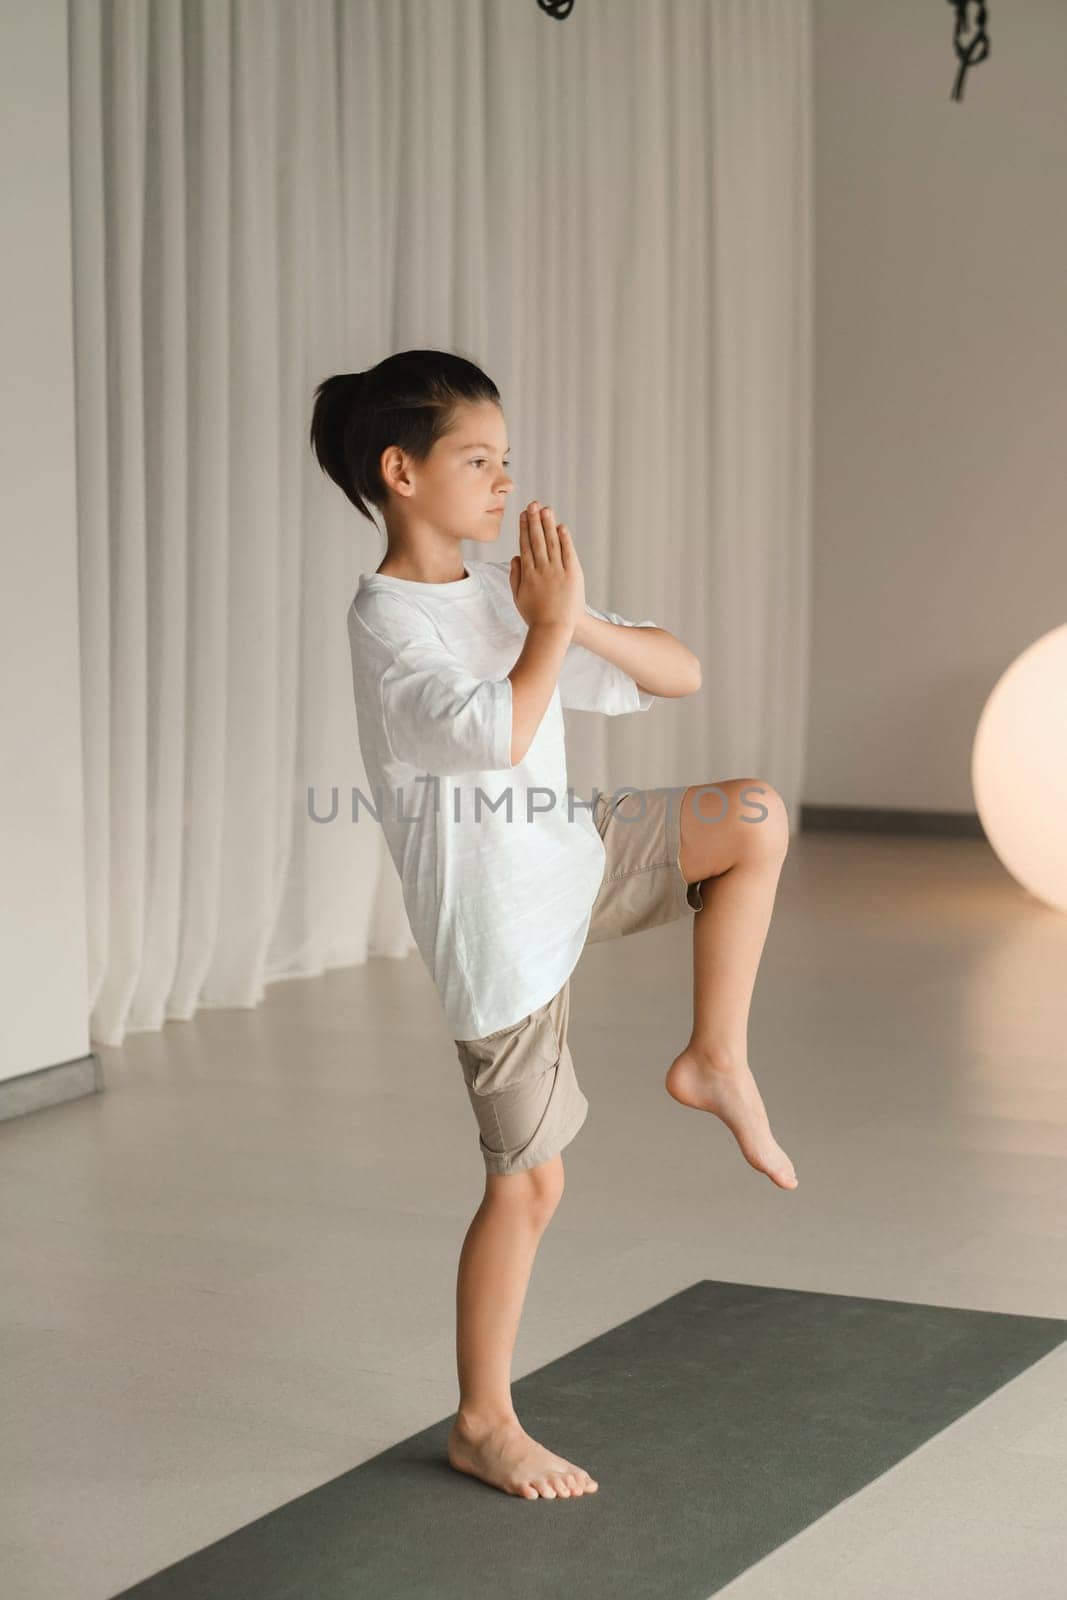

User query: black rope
[946,0,990,102]
[534,0,989,106]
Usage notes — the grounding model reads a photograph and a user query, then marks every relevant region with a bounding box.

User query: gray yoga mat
[110,1279,1067,1600]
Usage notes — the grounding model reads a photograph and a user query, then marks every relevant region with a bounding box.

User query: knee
[736,779,791,860]
[485,1152,565,1225]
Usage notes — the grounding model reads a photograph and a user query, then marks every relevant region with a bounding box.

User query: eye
[472,458,511,469]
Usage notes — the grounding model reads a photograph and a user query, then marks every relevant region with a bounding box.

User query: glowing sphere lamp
[971,624,1067,914]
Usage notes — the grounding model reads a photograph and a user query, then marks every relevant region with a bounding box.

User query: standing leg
[664,777,799,1190]
[446,1154,600,1499]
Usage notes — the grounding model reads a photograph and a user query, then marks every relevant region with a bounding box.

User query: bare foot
[665,1046,798,1190]
[447,1415,599,1500]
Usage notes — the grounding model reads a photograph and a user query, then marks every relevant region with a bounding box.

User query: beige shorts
[454,787,705,1177]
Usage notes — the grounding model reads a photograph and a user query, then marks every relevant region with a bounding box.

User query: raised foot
[447,1415,599,1500]
[665,1047,798,1190]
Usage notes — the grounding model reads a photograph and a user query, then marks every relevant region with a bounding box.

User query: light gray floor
[3,831,1066,1600]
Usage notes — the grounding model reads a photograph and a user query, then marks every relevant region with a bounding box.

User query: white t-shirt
[346,557,657,1041]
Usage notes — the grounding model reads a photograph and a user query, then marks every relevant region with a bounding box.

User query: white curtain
[70,0,813,1048]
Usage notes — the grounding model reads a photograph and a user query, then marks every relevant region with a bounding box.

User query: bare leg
[446,1155,599,1499]
[664,780,798,1190]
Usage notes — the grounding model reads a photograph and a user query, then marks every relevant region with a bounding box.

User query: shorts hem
[665,785,704,916]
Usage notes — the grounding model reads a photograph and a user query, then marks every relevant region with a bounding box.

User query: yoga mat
[110,1279,1067,1599]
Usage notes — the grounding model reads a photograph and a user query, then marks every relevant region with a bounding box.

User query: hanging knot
[946,0,991,102]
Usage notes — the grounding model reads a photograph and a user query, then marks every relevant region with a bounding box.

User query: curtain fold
[70,0,814,1047]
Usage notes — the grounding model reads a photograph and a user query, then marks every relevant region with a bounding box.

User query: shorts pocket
[455,1004,561,1094]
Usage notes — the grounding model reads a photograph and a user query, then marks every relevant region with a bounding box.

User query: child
[310,348,797,1503]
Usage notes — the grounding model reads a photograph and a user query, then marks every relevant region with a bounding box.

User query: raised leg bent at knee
[666,777,799,1191]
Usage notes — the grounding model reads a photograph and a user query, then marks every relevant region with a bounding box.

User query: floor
[2,830,1066,1599]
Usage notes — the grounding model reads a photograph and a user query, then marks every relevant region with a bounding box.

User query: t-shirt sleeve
[355,600,514,776]
[557,601,660,715]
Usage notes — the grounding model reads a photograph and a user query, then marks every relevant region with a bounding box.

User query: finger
[520,505,542,568]
[557,522,574,566]
[527,500,547,564]
[540,505,561,563]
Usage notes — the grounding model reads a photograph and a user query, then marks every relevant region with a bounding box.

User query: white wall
[0,0,91,1085]
[808,0,1067,813]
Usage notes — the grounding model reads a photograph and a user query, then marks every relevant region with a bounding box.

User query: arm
[572,611,702,699]
[507,620,573,764]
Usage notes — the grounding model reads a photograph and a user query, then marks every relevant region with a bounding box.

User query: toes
[522,1468,598,1498]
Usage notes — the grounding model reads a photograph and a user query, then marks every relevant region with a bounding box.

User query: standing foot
[447,1414,599,1500]
[665,1046,798,1190]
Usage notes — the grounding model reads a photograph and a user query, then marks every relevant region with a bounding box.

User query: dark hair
[309,348,502,526]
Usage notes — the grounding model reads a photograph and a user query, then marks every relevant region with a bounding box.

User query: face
[380,400,515,544]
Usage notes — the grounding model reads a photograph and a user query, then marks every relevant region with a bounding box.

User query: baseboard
[800,804,985,838]
[0,1053,104,1123]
